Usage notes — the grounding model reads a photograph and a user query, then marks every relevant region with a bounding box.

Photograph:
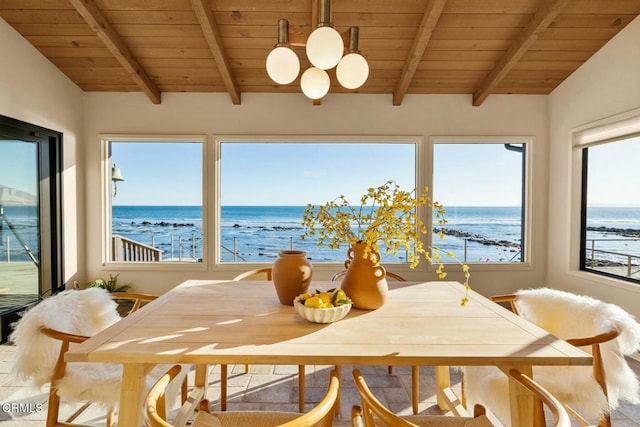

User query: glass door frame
[0,115,63,296]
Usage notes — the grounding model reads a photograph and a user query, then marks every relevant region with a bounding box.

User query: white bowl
[293,297,352,324]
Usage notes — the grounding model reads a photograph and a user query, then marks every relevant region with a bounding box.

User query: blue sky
[0,136,627,207]
[586,136,640,206]
[108,139,640,207]
[110,141,527,207]
[0,142,37,194]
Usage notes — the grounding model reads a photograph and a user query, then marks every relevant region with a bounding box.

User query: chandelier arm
[318,0,333,28]
[276,19,290,47]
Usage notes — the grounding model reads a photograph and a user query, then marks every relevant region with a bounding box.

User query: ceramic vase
[339,242,388,309]
[272,250,312,305]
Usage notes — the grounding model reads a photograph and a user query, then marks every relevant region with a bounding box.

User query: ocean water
[0,205,40,263]
[1,205,638,265]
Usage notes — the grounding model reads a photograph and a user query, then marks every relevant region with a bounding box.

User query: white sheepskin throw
[464,287,640,426]
[9,288,123,407]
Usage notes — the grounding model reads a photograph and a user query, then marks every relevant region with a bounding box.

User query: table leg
[118,363,148,427]
[435,366,451,410]
[507,365,534,427]
[195,364,210,411]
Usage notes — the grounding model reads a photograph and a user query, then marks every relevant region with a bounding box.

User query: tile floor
[0,342,639,426]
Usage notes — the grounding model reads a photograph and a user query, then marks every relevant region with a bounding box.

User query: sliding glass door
[0,116,62,297]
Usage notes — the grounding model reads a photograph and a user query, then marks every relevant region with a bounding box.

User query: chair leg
[106,408,115,427]
[599,413,611,427]
[334,365,342,415]
[181,375,188,405]
[298,365,305,413]
[412,365,419,414]
[46,388,60,427]
[220,364,228,411]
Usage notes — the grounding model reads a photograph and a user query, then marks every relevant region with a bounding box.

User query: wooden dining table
[65,280,592,427]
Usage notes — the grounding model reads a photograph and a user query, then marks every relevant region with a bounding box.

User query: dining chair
[463,287,640,427]
[231,268,306,413]
[145,366,339,427]
[10,288,129,427]
[351,368,497,427]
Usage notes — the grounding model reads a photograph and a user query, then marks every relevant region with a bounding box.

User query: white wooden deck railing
[112,235,163,262]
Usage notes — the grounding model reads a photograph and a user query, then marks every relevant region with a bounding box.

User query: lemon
[318,292,333,304]
[321,302,334,308]
[299,293,313,301]
[304,296,324,308]
[332,289,347,305]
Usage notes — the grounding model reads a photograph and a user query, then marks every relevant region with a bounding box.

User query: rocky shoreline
[586,226,640,238]
[434,228,520,248]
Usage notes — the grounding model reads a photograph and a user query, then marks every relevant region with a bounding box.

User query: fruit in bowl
[294,288,352,324]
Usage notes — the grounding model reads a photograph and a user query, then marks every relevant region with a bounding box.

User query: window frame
[573,114,640,285]
[428,136,534,271]
[101,134,209,272]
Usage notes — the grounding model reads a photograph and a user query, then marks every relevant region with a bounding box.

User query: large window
[218,139,417,264]
[580,135,640,283]
[105,137,204,264]
[432,138,529,264]
[103,135,535,269]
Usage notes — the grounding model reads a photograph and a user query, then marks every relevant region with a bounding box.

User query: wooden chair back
[352,369,493,427]
[331,270,406,282]
[233,267,273,281]
[146,367,339,427]
[110,292,157,315]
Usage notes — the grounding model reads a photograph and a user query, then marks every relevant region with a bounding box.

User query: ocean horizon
[1,205,639,264]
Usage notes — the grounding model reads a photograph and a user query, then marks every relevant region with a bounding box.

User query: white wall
[0,18,85,288]
[83,92,549,296]
[548,15,640,318]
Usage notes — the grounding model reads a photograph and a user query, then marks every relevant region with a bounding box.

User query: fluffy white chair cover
[463,287,640,426]
[10,288,184,409]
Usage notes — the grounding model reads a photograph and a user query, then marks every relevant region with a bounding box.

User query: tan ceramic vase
[339,242,388,310]
[272,250,312,305]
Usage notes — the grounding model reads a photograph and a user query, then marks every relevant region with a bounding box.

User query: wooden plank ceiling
[1,0,638,105]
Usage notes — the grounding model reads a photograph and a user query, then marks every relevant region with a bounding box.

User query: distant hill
[0,185,37,205]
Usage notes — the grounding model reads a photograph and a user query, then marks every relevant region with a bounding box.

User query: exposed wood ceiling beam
[67,0,161,104]
[393,0,447,106]
[472,0,570,106]
[191,0,241,105]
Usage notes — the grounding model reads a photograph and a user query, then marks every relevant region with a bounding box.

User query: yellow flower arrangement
[301,180,471,305]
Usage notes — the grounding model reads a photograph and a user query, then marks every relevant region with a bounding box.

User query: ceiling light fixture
[265,0,369,100]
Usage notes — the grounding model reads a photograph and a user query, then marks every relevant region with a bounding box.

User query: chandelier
[265,0,369,100]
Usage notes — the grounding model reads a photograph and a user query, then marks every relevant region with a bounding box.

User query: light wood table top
[66,280,592,426]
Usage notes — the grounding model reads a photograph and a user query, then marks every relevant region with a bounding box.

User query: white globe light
[336,53,369,89]
[306,26,344,70]
[300,67,330,99]
[266,46,300,85]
